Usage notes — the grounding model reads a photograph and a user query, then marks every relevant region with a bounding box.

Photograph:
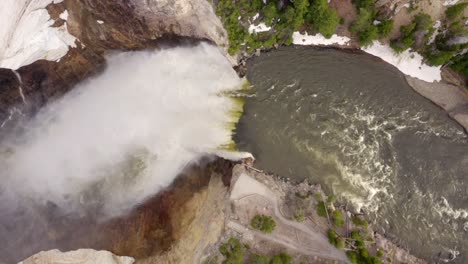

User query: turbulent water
[235,47,468,263]
[0,43,245,217]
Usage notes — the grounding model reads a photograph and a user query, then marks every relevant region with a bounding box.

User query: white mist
[1,43,245,216]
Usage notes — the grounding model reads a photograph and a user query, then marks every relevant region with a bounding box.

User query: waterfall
[0,43,248,216]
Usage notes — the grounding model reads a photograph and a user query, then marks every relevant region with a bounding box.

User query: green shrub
[327,229,338,246]
[317,201,328,217]
[307,0,340,38]
[359,25,379,46]
[414,13,432,31]
[326,195,336,204]
[294,208,306,222]
[336,237,346,249]
[350,8,383,45]
[350,8,375,33]
[390,13,432,53]
[340,17,346,25]
[377,248,384,257]
[263,2,278,26]
[251,254,271,264]
[252,252,291,264]
[291,0,310,30]
[271,252,292,264]
[315,193,322,200]
[332,210,346,227]
[251,214,276,233]
[352,216,369,227]
[450,54,468,77]
[377,19,394,37]
[425,50,455,66]
[445,3,468,20]
[219,237,245,264]
[346,251,359,264]
[353,0,376,9]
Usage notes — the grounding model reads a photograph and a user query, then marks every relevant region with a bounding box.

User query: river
[235,46,468,263]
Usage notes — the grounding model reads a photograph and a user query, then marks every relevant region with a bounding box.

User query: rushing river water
[235,47,468,263]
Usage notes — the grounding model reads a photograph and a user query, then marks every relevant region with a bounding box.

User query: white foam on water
[434,197,468,220]
[0,43,249,216]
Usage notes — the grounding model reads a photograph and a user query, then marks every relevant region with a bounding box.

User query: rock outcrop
[19,249,134,264]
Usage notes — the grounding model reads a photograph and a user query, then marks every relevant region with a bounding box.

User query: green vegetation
[251,254,271,264]
[271,252,292,264]
[216,0,343,55]
[326,195,336,204]
[390,13,432,53]
[219,237,246,264]
[352,215,369,227]
[327,229,338,245]
[307,0,340,38]
[251,214,276,233]
[251,252,291,264]
[316,201,328,217]
[293,208,306,222]
[349,1,394,47]
[450,54,468,77]
[216,1,246,54]
[423,14,467,69]
[353,0,376,9]
[332,210,346,227]
[345,230,382,264]
[327,229,345,249]
[377,248,384,258]
[377,19,394,38]
[445,3,468,21]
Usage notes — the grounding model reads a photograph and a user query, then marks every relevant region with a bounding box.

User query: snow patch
[97,20,105,24]
[443,0,460,6]
[252,13,259,21]
[362,41,441,82]
[0,0,77,70]
[59,10,68,20]
[248,23,271,34]
[292,31,350,46]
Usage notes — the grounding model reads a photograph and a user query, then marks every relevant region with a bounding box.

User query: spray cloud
[0,43,244,216]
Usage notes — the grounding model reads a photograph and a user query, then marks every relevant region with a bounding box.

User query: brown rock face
[0,0,228,127]
[0,158,235,264]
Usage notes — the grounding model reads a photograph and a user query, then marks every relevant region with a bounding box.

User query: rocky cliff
[2,158,234,264]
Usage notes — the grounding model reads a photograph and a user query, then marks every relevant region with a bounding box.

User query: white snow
[0,0,77,70]
[292,31,440,82]
[427,20,441,45]
[248,23,271,34]
[292,31,350,46]
[252,13,259,21]
[362,41,441,82]
[443,0,460,6]
[97,20,105,24]
[59,10,69,21]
